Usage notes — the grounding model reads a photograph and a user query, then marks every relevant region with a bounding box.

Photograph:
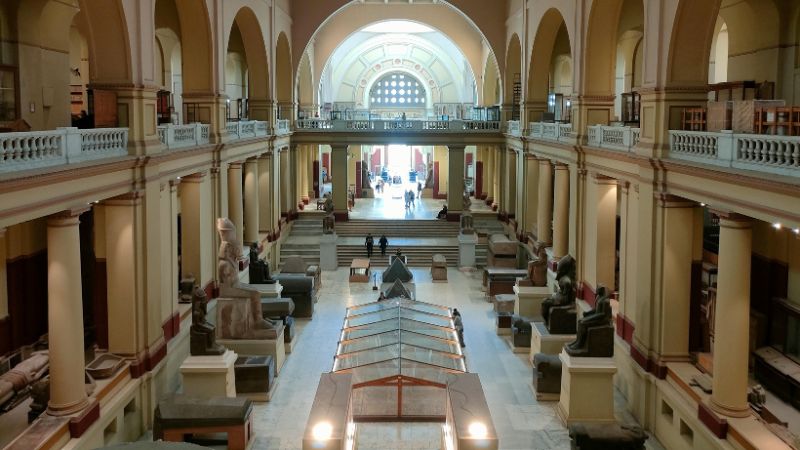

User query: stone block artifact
[191,286,226,356]
[566,286,614,357]
[459,213,474,234]
[569,423,647,450]
[541,255,578,334]
[519,242,547,287]
[179,275,196,303]
[511,316,532,348]
[532,353,562,397]
[322,213,335,234]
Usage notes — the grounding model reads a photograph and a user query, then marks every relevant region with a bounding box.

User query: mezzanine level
[295,118,500,133]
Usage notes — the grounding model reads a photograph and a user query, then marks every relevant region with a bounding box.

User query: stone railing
[276,119,291,135]
[669,130,800,178]
[157,123,210,150]
[587,125,641,152]
[226,120,270,140]
[294,119,501,133]
[0,127,128,174]
[505,120,521,136]
[528,121,576,145]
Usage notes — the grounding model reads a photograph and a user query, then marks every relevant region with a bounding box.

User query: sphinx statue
[541,255,577,334]
[190,286,226,356]
[565,285,614,357]
[519,242,547,287]
[248,242,275,285]
[216,218,283,339]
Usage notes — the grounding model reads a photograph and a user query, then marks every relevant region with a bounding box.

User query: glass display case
[333,298,465,421]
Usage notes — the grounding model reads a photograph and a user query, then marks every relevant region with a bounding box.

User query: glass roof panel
[334,344,400,371]
[338,330,400,354]
[399,344,465,371]
[344,308,400,327]
[342,319,400,340]
[400,332,460,354]
[399,308,452,327]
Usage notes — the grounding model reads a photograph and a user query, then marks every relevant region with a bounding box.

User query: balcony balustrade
[276,119,291,135]
[586,125,641,152]
[505,120,521,136]
[528,122,575,144]
[0,127,128,174]
[225,120,271,140]
[294,119,501,133]
[669,130,800,179]
[157,123,210,150]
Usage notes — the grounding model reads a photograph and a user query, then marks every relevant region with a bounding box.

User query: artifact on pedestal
[459,213,474,234]
[519,242,547,287]
[248,243,275,285]
[323,194,334,214]
[322,214,335,234]
[179,275,196,303]
[541,255,577,334]
[216,218,283,340]
[565,286,614,357]
[191,286,226,356]
[0,351,48,410]
[424,166,434,188]
[511,316,532,348]
[533,353,562,399]
[463,189,471,210]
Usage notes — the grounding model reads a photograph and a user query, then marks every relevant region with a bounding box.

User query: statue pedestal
[530,322,575,363]
[557,351,617,425]
[514,285,550,321]
[253,282,283,299]
[219,327,286,376]
[320,233,338,271]
[458,233,478,269]
[180,349,238,398]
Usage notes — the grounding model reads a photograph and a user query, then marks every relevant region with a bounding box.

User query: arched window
[369,72,426,107]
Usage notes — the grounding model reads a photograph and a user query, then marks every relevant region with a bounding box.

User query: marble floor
[241,266,664,450]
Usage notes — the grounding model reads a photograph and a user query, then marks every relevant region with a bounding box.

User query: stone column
[0,228,7,320]
[505,148,517,217]
[168,180,180,319]
[46,208,89,416]
[484,148,494,204]
[258,152,272,233]
[271,147,283,233]
[447,145,466,218]
[243,158,259,246]
[536,159,553,244]
[586,174,617,292]
[331,144,349,220]
[523,155,540,235]
[228,162,244,247]
[280,149,290,217]
[552,163,570,257]
[180,172,213,284]
[710,214,752,418]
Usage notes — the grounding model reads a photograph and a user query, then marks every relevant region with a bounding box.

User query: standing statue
[463,188,472,210]
[323,194,334,215]
[190,286,226,356]
[565,285,614,357]
[541,255,577,333]
[322,214,335,234]
[460,213,474,234]
[217,218,280,339]
[248,243,275,284]
[520,243,547,287]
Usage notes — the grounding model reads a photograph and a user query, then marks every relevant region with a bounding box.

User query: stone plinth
[180,349,238,398]
[253,281,282,299]
[219,327,286,376]
[530,322,575,363]
[458,233,478,269]
[557,351,617,425]
[514,284,551,321]
[320,233,338,271]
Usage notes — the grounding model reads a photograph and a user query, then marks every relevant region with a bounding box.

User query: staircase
[335,219,458,237]
[289,215,323,236]
[279,242,320,267]
[337,245,459,267]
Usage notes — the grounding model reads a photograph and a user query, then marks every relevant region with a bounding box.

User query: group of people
[364,233,390,258]
[404,189,416,209]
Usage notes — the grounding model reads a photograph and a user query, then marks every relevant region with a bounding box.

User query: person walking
[379,235,389,256]
[409,189,415,208]
[365,233,374,258]
[417,181,422,198]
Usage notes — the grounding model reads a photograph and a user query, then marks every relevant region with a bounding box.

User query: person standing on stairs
[379,235,389,256]
[365,233,375,258]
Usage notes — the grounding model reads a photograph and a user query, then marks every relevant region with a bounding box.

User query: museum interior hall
[0,0,800,449]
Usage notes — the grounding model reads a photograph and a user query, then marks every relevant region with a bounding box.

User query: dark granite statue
[511,316,532,348]
[566,286,614,357]
[463,189,471,210]
[542,255,577,334]
[532,353,562,397]
[248,243,275,284]
[520,242,547,287]
[323,214,335,234]
[361,165,372,190]
[569,423,647,450]
[191,286,226,356]
[424,166,434,189]
[460,213,474,234]
[27,378,49,422]
[179,275,196,303]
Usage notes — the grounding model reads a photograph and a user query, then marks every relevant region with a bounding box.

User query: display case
[157,90,172,125]
[620,91,640,125]
[547,92,571,123]
[333,298,465,421]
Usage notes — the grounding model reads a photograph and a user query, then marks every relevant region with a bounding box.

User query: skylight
[362,20,434,34]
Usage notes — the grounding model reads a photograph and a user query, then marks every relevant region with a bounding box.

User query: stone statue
[248,243,275,284]
[0,352,49,409]
[190,286,226,356]
[460,213,474,234]
[179,275,196,303]
[463,188,471,210]
[520,243,547,287]
[217,218,280,339]
[323,194,334,215]
[511,316,532,348]
[532,353,562,397]
[565,285,614,357]
[322,214,335,234]
[541,255,577,334]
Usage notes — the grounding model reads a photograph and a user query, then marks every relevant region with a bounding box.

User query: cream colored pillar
[586,174,617,292]
[552,163,570,257]
[243,158,259,245]
[710,214,752,418]
[169,180,180,314]
[228,162,244,246]
[0,228,7,320]
[46,208,89,416]
[505,149,517,217]
[180,172,213,284]
[271,147,283,232]
[655,195,697,362]
[484,148,493,204]
[331,144,349,219]
[523,155,540,235]
[536,159,553,244]
[497,149,507,213]
[447,145,466,215]
[300,146,310,202]
[280,150,291,216]
[258,152,272,233]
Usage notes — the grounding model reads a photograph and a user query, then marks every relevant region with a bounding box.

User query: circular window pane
[391,98,396,103]
[399,98,405,103]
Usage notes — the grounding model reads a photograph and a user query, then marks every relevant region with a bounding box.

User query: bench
[431,254,447,282]
[154,394,253,450]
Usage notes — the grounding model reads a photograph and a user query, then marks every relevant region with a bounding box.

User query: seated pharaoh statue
[216,218,283,339]
[565,285,614,357]
[190,286,226,356]
[519,242,547,287]
[541,255,577,334]
[248,242,275,285]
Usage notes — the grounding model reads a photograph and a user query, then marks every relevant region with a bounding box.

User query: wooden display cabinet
[620,91,640,125]
[349,259,371,283]
[681,108,707,131]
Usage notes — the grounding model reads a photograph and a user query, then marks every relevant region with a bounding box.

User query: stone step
[336,244,459,267]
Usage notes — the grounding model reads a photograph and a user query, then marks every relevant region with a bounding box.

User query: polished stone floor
[243,266,663,450]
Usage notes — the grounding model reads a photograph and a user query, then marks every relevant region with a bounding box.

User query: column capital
[330,144,349,152]
[258,151,272,159]
[591,172,617,185]
[169,177,182,188]
[447,145,466,152]
[244,157,259,166]
[104,191,144,207]
[655,193,696,208]
[182,171,208,183]
[48,206,89,226]
[228,161,244,169]
[553,162,570,170]
[0,227,6,238]
[711,210,752,229]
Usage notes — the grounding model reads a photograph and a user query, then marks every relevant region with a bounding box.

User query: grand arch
[526,7,573,122]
